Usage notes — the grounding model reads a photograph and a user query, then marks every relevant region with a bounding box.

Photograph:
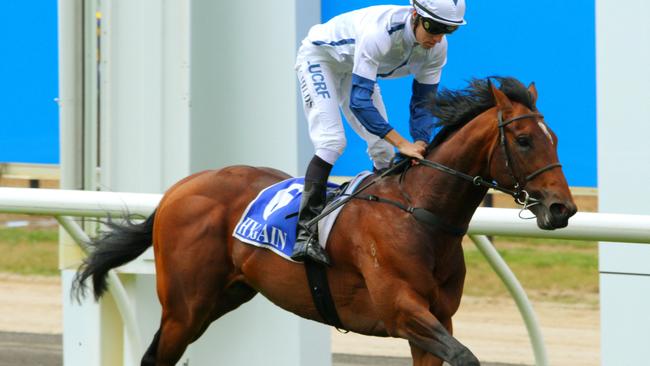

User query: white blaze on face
[538,121,553,145]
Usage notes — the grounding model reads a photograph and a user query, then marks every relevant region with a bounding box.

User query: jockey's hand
[414,140,428,150]
[398,141,425,160]
[384,130,425,160]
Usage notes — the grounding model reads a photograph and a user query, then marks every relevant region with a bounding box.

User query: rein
[305,158,470,237]
[303,158,412,230]
[304,109,563,235]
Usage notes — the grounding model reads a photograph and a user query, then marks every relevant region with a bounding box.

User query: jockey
[292,0,467,265]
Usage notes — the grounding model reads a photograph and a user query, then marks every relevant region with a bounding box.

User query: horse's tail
[72,210,156,301]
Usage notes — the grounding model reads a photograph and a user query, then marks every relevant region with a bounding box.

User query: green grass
[0,227,59,276]
[463,236,599,304]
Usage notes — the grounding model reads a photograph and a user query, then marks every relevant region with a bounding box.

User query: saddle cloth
[232,171,372,261]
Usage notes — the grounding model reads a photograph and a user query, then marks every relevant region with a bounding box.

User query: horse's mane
[385,76,535,176]
[428,76,535,150]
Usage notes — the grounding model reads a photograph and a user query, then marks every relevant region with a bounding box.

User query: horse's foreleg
[408,318,453,366]
[410,342,444,366]
[388,292,478,366]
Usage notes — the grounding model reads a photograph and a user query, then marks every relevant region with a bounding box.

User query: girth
[357,194,467,236]
[304,260,346,330]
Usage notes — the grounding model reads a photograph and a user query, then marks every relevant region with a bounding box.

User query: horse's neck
[405,111,498,227]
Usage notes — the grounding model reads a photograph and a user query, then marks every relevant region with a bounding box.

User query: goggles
[421,17,459,34]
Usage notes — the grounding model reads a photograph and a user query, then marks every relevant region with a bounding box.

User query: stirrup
[305,239,331,266]
[292,235,331,266]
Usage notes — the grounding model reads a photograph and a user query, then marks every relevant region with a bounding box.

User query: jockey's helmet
[411,0,466,34]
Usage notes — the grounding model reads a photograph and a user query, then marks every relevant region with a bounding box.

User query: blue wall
[2,1,596,186]
[0,2,59,164]
[323,1,596,187]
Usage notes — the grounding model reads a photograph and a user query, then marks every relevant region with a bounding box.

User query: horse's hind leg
[142,281,257,366]
[143,198,258,365]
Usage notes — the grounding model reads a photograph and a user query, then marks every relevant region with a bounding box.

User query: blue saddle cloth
[232,172,371,261]
[232,177,339,260]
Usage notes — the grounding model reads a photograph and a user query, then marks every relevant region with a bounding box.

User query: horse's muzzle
[532,199,577,230]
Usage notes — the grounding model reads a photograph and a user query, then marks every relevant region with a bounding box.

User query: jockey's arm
[349,74,425,159]
[409,80,438,144]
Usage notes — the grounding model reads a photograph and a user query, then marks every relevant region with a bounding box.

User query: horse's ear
[489,80,513,112]
[528,82,538,107]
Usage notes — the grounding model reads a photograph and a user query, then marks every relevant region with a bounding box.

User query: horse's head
[487,80,577,229]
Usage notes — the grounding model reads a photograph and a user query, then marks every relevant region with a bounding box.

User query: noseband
[417,109,562,208]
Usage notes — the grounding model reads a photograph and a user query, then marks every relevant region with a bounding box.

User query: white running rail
[2,187,650,365]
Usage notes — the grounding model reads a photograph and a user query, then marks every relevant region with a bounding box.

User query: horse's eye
[516,135,532,148]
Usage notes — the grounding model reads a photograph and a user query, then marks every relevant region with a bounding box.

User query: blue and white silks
[232,172,372,261]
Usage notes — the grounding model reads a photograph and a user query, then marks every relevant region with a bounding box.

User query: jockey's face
[414,24,445,49]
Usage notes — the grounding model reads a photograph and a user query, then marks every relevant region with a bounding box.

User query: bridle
[417,109,562,210]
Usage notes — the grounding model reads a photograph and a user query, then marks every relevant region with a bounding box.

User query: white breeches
[295,50,395,170]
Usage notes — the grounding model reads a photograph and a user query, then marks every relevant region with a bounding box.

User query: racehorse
[73,77,577,366]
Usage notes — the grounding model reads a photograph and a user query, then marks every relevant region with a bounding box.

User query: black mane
[383,76,535,176]
[428,76,535,149]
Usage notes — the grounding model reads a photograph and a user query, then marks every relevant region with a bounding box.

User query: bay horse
[73,77,577,366]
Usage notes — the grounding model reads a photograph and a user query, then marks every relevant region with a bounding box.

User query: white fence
[2,187,650,365]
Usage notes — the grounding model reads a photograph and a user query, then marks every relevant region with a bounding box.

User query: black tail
[72,211,156,301]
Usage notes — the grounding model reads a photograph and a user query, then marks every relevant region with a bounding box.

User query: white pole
[0,188,160,218]
[470,235,548,366]
[56,216,143,365]
[3,188,650,243]
[469,208,650,243]
[57,0,83,190]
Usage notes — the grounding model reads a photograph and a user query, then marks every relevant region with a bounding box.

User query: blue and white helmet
[411,0,467,26]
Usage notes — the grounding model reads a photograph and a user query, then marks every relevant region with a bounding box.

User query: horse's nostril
[550,203,569,218]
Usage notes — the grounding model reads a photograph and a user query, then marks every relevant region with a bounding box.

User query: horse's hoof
[450,349,480,366]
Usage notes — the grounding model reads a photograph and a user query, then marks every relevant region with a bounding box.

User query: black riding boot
[291,157,332,266]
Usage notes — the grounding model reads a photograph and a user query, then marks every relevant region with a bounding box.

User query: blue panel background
[0,2,59,164]
[322,1,596,187]
[2,1,596,185]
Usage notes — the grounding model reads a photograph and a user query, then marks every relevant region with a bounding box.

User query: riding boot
[291,179,331,265]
